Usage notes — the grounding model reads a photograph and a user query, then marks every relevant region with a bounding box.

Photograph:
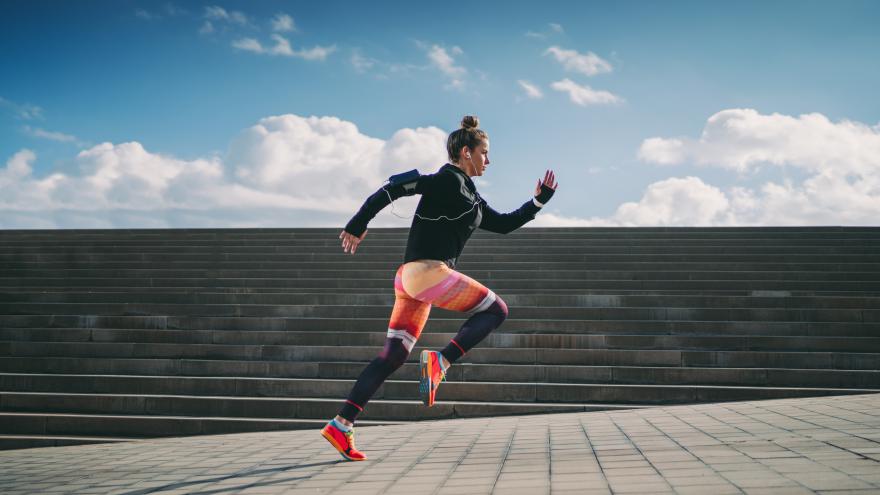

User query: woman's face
[460,140,490,177]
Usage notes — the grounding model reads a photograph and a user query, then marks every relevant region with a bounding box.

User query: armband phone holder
[388,169,420,186]
[383,168,478,222]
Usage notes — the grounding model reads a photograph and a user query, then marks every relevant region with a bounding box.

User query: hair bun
[460,115,480,130]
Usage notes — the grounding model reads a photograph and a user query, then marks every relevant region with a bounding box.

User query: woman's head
[447,115,490,177]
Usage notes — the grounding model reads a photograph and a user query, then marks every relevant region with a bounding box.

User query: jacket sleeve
[478,197,542,234]
[343,171,457,237]
[343,181,413,237]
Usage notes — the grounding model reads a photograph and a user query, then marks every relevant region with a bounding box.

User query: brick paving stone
[665,475,730,487]
[2,394,880,494]
[856,474,880,484]
[742,488,816,495]
[674,485,743,495]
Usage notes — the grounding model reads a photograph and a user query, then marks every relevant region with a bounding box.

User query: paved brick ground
[2,393,879,495]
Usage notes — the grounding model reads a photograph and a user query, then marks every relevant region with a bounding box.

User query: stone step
[0,392,641,422]
[0,232,880,241]
[3,278,879,291]
[0,231,880,243]
[7,268,880,282]
[7,261,880,273]
[0,434,135,450]
[0,411,399,438]
[3,291,880,310]
[2,302,874,323]
[2,225,876,234]
[6,253,880,264]
[2,342,878,369]
[6,236,880,253]
[2,287,876,298]
[2,357,877,388]
[1,373,872,405]
[2,314,873,336]
[4,244,879,256]
[4,328,878,352]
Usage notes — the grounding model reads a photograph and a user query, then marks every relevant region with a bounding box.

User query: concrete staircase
[1,227,878,450]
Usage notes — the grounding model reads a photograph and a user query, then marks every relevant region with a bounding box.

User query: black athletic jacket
[344,163,542,268]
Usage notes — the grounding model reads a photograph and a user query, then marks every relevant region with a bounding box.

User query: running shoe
[321,421,367,461]
[419,349,446,407]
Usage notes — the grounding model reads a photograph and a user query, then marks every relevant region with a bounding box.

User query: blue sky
[2,0,879,228]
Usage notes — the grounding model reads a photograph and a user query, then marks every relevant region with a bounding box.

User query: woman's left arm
[479,170,558,234]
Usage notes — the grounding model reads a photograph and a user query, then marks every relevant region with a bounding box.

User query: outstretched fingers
[339,229,367,254]
[542,169,558,190]
[340,231,355,254]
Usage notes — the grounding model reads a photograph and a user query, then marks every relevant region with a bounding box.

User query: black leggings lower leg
[440,297,508,364]
[338,338,410,422]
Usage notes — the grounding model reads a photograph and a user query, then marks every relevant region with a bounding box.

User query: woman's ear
[461,146,471,159]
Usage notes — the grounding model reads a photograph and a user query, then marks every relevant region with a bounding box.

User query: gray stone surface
[2,227,879,445]
[1,393,879,494]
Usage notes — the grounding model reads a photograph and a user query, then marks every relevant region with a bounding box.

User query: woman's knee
[377,339,411,369]
[488,295,508,321]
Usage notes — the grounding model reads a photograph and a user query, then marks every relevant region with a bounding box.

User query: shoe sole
[321,429,367,461]
[419,350,432,407]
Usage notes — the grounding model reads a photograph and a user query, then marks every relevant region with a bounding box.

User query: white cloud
[199,21,215,35]
[638,108,880,174]
[517,80,544,99]
[445,79,465,91]
[0,115,448,229]
[350,50,419,80]
[269,34,294,56]
[205,5,248,25]
[294,44,336,61]
[627,108,880,226]
[539,109,880,227]
[551,78,623,106]
[638,137,685,165]
[232,37,263,53]
[613,177,730,226]
[231,35,335,60]
[23,125,84,146]
[427,44,466,90]
[1,150,36,182]
[526,23,564,39]
[0,96,43,120]
[544,46,612,76]
[428,45,465,77]
[530,212,605,227]
[351,51,376,73]
[532,177,729,227]
[271,13,295,32]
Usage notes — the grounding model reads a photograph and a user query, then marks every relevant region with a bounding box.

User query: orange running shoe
[321,421,367,461]
[419,350,446,407]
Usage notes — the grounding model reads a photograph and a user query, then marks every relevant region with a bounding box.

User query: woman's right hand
[534,169,558,203]
[339,229,368,254]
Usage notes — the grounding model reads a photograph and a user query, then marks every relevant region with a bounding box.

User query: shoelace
[344,430,356,449]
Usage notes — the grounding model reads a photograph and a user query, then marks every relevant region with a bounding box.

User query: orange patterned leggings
[338,262,508,422]
[387,263,502,352]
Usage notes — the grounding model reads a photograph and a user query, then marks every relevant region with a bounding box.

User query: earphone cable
[382,184,478,222]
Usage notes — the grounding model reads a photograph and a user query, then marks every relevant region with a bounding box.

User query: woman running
[321,115,558,461]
